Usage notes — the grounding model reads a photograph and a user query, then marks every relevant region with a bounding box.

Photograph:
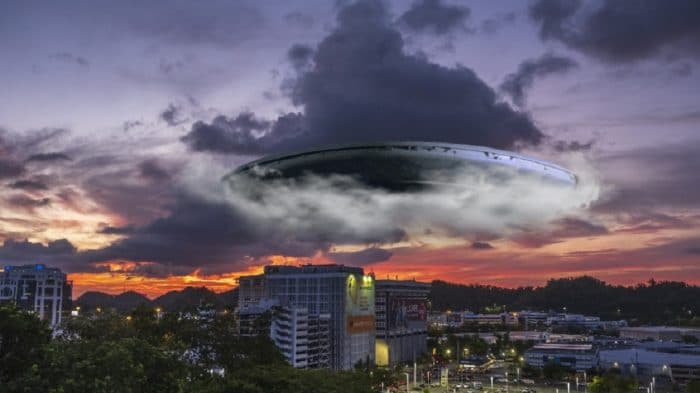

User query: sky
[1,0,699,297]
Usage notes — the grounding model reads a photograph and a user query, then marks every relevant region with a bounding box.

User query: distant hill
[430,276,700,325]
[75,286,238,312]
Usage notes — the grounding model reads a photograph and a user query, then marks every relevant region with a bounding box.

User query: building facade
[270,306,331,369]
[600,348,700,387]
[238,264,375,370]
[525,343,599,372]
[0,264,72,327]
[374,279,430,365]
[237,274,265,309]
[620,327,700,342]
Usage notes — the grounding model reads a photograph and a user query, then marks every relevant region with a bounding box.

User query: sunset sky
[1,0,699,298]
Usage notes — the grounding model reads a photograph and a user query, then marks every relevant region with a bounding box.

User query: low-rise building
[620,326,700,342]
[547,313,627,331]
[525,343,599,371]
[600,348,700,386]
[463,312,519,326]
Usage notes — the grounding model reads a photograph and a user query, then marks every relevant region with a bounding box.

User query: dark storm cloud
[529,0,700,63]
[500,53,578,107]
[48,52,89,67]
[471,241,494,250]
[398,0,470,35]
[287,44,314,71]
[0,159,24,179]
[0,238,78,264]
[87,194,328,271]
[328,247,393,265]
[183,112,272,155]
[138,159,171,182]
[7,179,48,191]
[160,104,181,126]
[26,152,71,162]
[183,0,543,155]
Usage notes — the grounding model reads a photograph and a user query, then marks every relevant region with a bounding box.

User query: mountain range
[76,286,238,312]
[75,276,700,325]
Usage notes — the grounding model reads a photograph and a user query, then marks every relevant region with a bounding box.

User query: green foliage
[686,380,700,393]
[542,361,573,380]
[0,304,51,384]
[0,305,381,393]
[588,374,638,393]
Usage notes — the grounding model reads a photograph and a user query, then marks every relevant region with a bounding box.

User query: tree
[0,305,51,384]
[542,361,572,381]
[686,380,700,393]
[588,374,638,393]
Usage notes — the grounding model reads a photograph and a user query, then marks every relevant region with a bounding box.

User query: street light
[566,381,571,393]
[490,376,494,391]
[404,373,410,393]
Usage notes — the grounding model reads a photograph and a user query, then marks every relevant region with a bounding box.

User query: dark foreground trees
[588,373,638,393]
[0,305,391,393]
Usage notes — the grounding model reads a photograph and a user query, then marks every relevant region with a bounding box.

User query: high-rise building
[270,306,331,369]
[238,274,265,309]
[0,264,72,327]
[238,264,375,370]
[374,279,430,365]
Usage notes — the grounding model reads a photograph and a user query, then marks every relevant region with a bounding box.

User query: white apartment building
[0,264,72,327]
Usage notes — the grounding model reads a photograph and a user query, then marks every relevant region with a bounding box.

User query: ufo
[232,141,577,190]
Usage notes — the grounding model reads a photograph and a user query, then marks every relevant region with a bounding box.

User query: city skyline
[1,0,699,298]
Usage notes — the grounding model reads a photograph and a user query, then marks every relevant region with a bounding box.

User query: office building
[238,298,278,337]
[270,306,331,369]
[238,274,265,309]
[239,264,375,370]
[0,264,72,327]
[600,348,700,386]
[374,279,430,365]
[525,343,599,371]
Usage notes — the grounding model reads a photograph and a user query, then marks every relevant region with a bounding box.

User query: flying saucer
[232,141,577,190]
